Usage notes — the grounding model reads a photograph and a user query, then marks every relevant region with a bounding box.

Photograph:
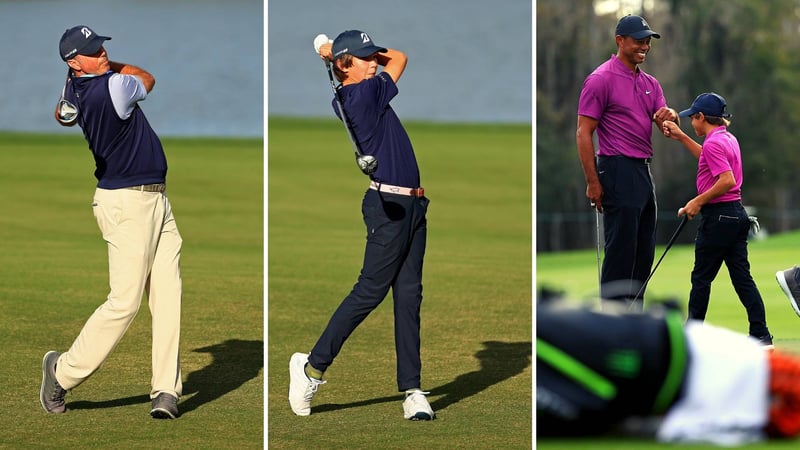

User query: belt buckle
[413,187,424,197]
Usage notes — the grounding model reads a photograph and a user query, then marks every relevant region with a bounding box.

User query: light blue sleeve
[108,73,147,120]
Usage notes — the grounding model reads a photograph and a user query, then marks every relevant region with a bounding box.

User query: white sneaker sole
[776,270,800,317]
[406,412,435,421]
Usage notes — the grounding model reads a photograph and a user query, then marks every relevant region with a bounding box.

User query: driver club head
[356,155,378,175]
[57,99,79,124]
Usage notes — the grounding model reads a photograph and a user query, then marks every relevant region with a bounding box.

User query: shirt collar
[610,54,640,76]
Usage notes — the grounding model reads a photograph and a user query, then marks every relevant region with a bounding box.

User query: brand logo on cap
[361,32,370,44]
[81,27,92,39]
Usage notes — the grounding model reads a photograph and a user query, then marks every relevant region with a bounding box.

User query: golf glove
[748,216,760,235]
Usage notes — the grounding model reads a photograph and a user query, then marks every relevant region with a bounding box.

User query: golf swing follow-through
[41,24,184,419]
[314,33,378,176]
[289,29,433,421]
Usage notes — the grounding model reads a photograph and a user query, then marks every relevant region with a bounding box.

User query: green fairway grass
[537,228,800,449]
[0,132,263,448]
[268,117,532,448]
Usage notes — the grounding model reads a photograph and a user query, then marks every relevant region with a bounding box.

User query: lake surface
[1,0,531,137]
[268,0,532,125]
[1,0,263,137]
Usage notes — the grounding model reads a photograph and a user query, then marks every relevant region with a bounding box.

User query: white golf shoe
[288,352,325,416]
[402,389,435,421]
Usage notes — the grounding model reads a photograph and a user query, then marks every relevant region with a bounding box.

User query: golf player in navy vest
[289,30,434,420]
[40,25,183,419]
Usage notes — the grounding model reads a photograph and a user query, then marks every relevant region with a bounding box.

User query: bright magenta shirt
[578,54,667,159]
[697,126,742,203]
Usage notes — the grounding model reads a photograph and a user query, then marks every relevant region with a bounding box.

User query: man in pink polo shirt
[662,92,773,349]
[577,15,679,310]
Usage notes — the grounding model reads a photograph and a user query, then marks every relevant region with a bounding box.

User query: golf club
[313,33,378,176]
[631,214,689,305]
[56,69,79,125]
[592,203,602,296]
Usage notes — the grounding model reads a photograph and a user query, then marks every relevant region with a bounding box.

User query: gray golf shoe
[40,351,67,414]
[150,393,179,419]
[777,266,800,317]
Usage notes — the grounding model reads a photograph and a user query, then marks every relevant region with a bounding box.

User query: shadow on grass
[313,340,532,414]
[68,339,263,415]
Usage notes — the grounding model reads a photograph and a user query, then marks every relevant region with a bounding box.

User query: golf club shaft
[594,206,602,296]
[633,215,689,302]
[324,61,364,158]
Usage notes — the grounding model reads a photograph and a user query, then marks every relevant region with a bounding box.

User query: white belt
[369,181,425,197]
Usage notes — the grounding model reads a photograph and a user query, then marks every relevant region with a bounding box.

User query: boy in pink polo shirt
[662,93,773,349]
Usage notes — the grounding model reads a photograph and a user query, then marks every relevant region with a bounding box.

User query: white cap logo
[81,27,93,39]
[361,32,370,44]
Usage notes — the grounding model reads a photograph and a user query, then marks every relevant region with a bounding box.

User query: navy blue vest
[66,72,167,189]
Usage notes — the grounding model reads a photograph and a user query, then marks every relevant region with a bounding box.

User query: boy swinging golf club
[289,30,433,420]
[314,34,378,175]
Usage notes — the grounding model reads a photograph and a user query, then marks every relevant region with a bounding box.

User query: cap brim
[678,108,695,118]
[77,36,112,56]
[348,45,388,58]
[629,30,660,39]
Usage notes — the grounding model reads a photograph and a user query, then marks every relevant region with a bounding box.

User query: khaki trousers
[56,187,183,399]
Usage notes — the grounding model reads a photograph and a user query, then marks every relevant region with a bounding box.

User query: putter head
[356,155,378,175]
[57,99,79,125]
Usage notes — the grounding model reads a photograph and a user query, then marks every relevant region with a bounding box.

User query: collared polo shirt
[578,54,667,159]
[697,126,742,203]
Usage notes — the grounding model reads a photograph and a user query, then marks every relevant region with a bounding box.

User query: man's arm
[109,61,155,93]
[376,49,407,83]
[653,106,679,131]
[576,114,603,211]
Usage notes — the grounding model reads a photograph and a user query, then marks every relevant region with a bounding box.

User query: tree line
[537,0,800,251]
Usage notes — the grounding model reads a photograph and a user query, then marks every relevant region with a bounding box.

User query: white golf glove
[313,34,333,54]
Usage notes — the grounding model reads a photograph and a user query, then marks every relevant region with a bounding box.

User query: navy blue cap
[615,15,660,39]
[679,93,732,118]
[59,25,111,61]
[331,30,387,61]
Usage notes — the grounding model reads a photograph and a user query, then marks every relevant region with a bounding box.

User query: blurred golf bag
[536,290,687,436]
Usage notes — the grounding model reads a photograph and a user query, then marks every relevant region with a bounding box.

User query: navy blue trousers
[597,156,657,309]
[687,201,769,337]
[309,189,429,391]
